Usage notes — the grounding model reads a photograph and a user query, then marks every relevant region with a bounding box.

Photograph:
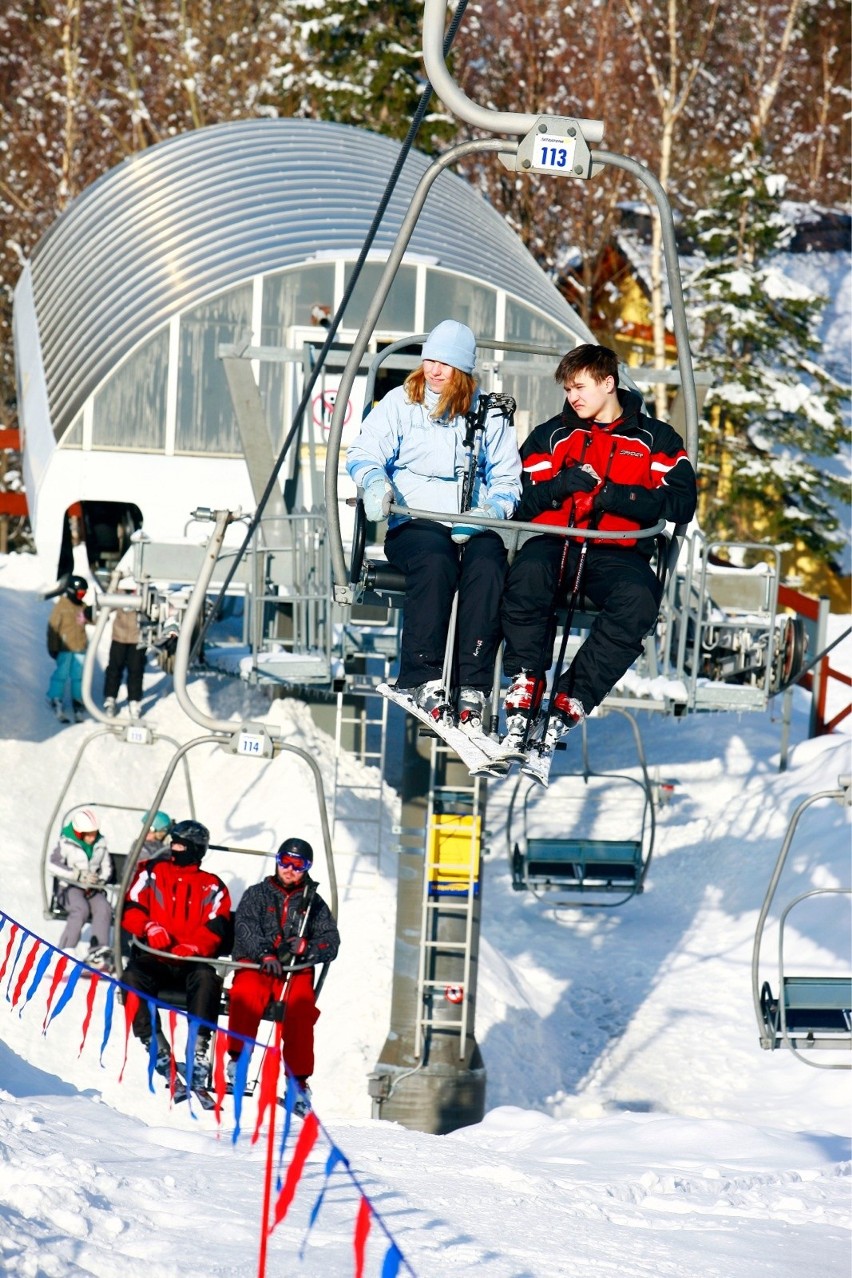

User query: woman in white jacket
[50,806,114,962]
[346,320,521,732]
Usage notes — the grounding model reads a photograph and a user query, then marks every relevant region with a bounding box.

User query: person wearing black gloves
[225,838,339,1113]
[500,343,696,748]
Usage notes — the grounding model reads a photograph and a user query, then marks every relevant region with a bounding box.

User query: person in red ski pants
[226,838,339,1113]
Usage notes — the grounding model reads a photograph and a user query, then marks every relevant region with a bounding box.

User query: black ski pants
[124,954,222,1048]
[501,535,662,712]
[104,640,146,702]
[384,519,508,692]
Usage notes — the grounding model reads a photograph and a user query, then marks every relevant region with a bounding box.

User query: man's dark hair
[555,344,619,387]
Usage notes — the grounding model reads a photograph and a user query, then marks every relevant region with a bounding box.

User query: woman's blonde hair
[405,365,477,420]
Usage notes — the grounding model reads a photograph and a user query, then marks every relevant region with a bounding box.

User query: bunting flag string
[0,908,416,1277]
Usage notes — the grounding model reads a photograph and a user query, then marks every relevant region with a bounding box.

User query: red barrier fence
[778,584,850,735]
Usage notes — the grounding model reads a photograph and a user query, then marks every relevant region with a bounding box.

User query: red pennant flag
[353,1195,372,1278]
[252,1032,282,1146]
[212,1029,228,1127]
[10,938,41,1009]
[42,955,70,1032]
[270,1111,319,1230]
[119,989,140,1082]
[167,1009,179,1100]
[0,923,19,987]
[78,972,101,1056]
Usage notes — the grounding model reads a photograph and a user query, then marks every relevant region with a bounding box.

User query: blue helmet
[143,810,172,835]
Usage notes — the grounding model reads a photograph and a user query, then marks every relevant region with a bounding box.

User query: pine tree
[685,142,849,571]
[286,0,449,148]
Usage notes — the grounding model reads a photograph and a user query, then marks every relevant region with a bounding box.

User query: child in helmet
[50,806,114,965]
[46,574,92,723]
[121,819,232,1089]
[138,810,173,865]
[226,837,340,1115]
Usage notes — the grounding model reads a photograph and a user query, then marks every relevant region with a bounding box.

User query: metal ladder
[331,650,393,864]
[414,736,484,1060]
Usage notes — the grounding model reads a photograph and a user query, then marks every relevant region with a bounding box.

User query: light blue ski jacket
[346,385,522,530]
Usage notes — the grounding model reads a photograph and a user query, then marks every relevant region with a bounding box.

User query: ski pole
[247,880,318,1094]
[516,535,572,752]
[536,535,590,745]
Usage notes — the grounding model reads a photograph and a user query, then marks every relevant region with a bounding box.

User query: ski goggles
[277,852,310,872]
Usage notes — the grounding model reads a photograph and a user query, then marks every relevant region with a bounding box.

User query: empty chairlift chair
[508,708,656,908]
[752,774,851,1068]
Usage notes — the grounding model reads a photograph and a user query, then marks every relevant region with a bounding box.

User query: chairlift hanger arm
[325,136,517,597]
[422,0,604,143]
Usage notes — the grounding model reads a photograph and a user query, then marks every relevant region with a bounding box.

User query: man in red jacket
[122,820,232,1089]
[501,343,697,750]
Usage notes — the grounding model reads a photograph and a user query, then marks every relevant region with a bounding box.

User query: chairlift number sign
[533,131,577,174]
[237,731,265,756]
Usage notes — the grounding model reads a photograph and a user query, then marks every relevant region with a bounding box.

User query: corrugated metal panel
[28,118,591,434]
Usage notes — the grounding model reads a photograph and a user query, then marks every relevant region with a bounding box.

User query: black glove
[594,481,663,524]
[551,462,598,503]
[285,936,308,957]
[259,955,283,977]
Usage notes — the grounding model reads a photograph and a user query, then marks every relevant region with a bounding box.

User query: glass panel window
[58,413,83,449]
[176,284,252,454]
[261,264,336,344]
[424,271,496,338]
[505,299,569,349]
[92,329,169,451]
[342,263,416,332]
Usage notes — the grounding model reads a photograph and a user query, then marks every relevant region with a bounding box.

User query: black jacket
[232,874,339,968]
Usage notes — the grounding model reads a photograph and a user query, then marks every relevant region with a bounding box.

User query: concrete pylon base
[369,1046,486,1135]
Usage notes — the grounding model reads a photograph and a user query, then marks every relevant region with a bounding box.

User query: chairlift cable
[190,1,471,662]
[770,624,851,698]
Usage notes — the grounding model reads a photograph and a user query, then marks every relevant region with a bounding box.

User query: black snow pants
[104,641,146,702]
[384,519,508,692]
[500,535,662,713]
[124,954,222,1048]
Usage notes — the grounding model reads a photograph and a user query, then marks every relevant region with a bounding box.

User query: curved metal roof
[27,118,593,434]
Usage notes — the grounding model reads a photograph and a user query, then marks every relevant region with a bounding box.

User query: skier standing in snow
[346,320,521,735]
[501,343,697,752]
[121,820,232,1089]
[225,838,339,1115]
[45,574,91,722]
[50,806,114,965]
[103,576,146,720]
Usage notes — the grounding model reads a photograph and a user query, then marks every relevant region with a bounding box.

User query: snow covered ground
[0,549,849,1277]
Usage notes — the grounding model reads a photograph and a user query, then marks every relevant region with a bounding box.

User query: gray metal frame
[752,774,851,1067]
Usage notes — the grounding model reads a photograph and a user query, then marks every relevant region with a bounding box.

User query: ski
[519,741,556,788]
[170,1066,217,1111]
[377,683,509,777]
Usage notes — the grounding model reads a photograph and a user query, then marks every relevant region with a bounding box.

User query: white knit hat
[422,320,476,374]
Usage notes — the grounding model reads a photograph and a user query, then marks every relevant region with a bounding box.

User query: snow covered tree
[285,0,449,146]
[686,143,849,570]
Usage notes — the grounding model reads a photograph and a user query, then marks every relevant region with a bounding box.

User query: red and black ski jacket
[122,857,233,957]
[232,874,340,969]
[515,388,696,553]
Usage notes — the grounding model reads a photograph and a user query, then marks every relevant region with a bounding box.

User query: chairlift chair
[752,774,851,1069]
[507,707,656,907]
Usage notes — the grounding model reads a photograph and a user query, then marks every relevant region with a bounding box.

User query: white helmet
[72,806,99,835]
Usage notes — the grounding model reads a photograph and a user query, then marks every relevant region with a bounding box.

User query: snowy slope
[0,550,849,1278]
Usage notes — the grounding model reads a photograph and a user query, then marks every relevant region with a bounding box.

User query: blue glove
[451,500,503,545]
[361,472,393,522]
